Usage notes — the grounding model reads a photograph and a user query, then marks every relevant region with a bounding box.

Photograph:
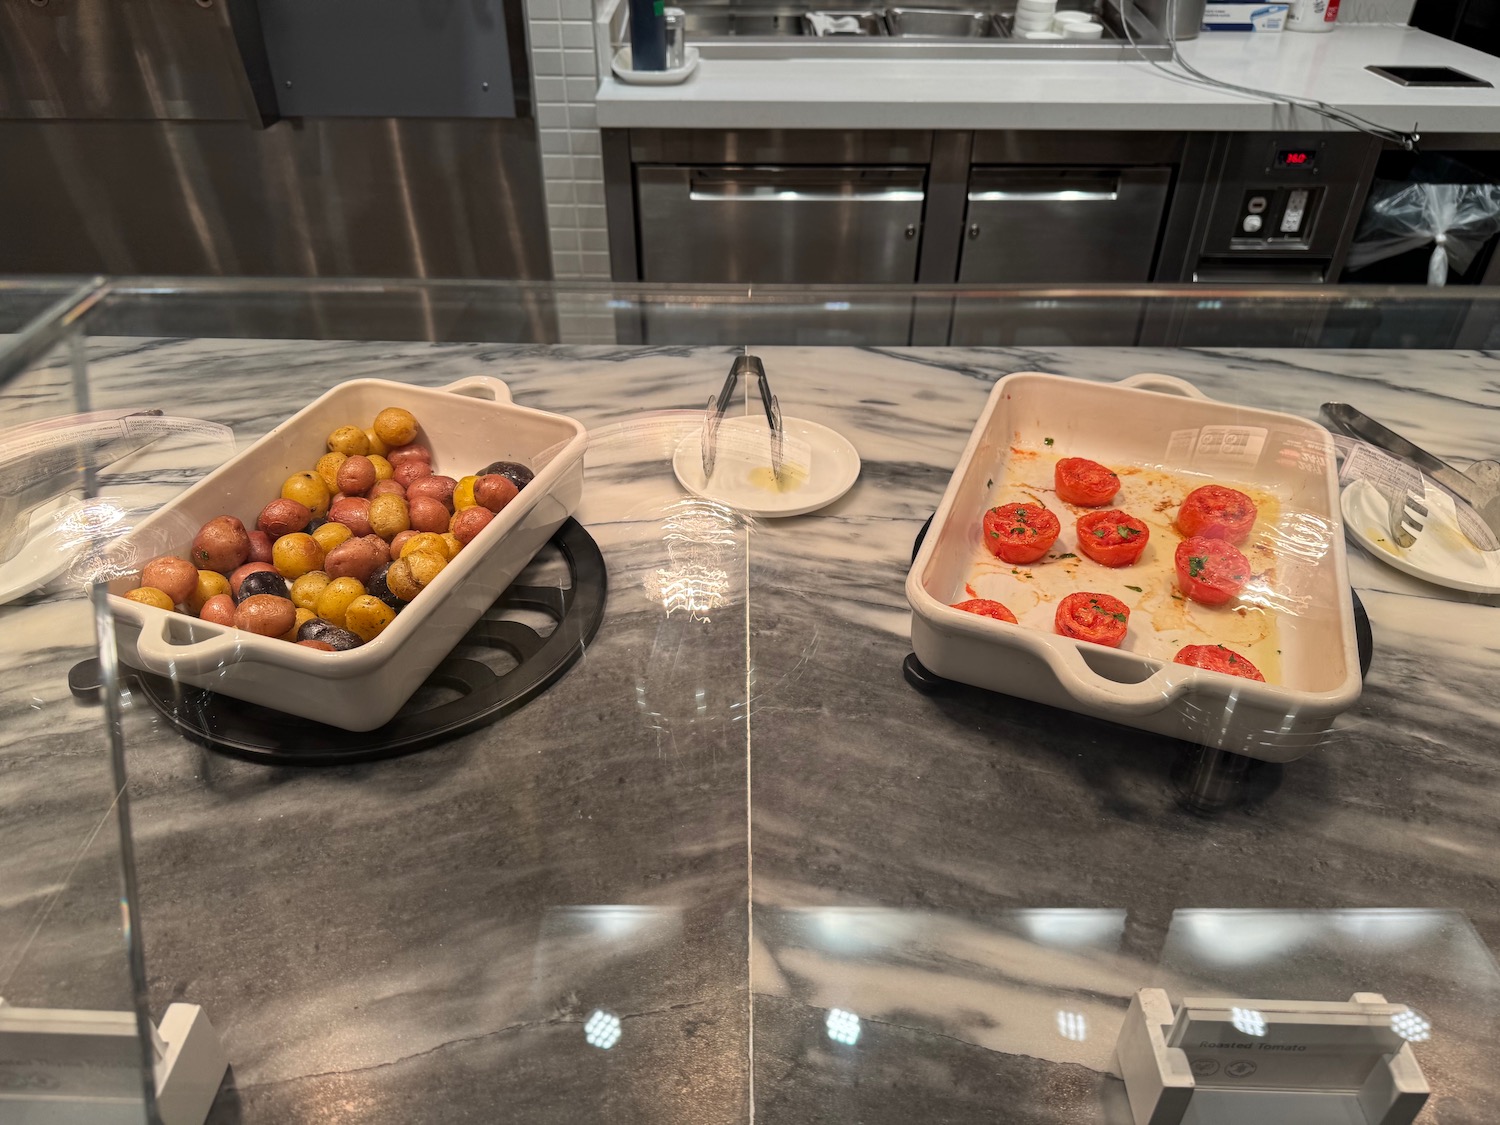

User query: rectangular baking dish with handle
[906,371,1362,763]
[107,375,588,732]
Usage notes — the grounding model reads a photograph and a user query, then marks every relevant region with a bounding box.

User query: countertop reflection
[4,340,1498,1124]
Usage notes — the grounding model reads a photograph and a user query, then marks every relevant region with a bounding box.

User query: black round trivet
[70,518,606,766]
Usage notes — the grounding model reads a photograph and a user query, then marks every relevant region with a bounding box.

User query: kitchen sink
[885,7,995,35]
[681,7,811,34]
[627,0,1170,56]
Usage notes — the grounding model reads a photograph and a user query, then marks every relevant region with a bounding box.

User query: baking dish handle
[132,613,243,678]
[1043,641,1183,716]
[441,375,514,404]
[1119,373,1210,400]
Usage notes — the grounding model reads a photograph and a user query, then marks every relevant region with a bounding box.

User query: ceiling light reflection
[826,1008,861,1046]
[1391,1008,1431,1043]
[1055,1011,1088,1042]
[1230,1007,1267,1037]
[584,1009,622,1049]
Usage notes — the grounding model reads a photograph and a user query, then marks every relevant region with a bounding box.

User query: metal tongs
[702,353,784,483]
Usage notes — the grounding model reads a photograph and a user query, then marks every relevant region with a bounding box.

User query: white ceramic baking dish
[107,376,587,732]
[906,372,1361,762]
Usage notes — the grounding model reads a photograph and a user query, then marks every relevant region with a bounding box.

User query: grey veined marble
[1,340,1497,1124]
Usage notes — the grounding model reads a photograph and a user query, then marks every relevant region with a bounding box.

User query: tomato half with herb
[1075,509,1150,567]
[982,502,1061,565]
[1176,484,1258,544]
[1054,457,1120,507]
[1174,536,1251,606]
[1173,644,1265,681]
[1054,591,1130,648]
[950,598,1018,624]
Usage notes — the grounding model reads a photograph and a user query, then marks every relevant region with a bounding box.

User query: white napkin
[807,12,863,34]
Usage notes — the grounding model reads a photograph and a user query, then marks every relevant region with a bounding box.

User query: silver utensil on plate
[1322,403,1500,552]
[701,354,783,484]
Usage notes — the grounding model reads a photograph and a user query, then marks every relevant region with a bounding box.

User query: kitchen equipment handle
[1118,373,1210,400]
[966,188,1119,202]
[131,613,243,678]
[442,375,514,404]
[1043,641,1184,716]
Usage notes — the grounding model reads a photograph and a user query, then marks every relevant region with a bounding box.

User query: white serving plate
[906,372,1362,763]
[107,376,588,732]
[671,415,861,517]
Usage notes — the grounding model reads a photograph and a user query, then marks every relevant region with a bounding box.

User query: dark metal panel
[959,166,1171,283]
[0,119,550,279]
[0,0,264,122]
[257,0,527,118]
[628,129,934,165]
[971,130,1185,166]
[603,129,640,282]
[636,165,925,284]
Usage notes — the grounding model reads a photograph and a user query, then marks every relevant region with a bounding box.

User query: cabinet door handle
[968,222,981,239]
[904,224,918,239]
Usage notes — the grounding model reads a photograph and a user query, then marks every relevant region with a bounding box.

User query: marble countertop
[596,25,1500,132]
[4,340,1500,1124]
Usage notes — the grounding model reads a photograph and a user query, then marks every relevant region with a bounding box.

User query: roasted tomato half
[1075,509,1150,567]
[983,502,1061,565]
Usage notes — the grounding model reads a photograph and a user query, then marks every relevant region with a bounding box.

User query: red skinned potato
[257,498,311,539]
[234,594,296,637]
[450,505,494,545]
[409,496,451,534]
[247,531,274,563]
[475,474,519,514]
[406,474,457,510]
[361,534,392,564]
[140,556,198,605]
[190,516,250,572]
[297,639,336,651]
[389,530,418,557]
[387,443,432,468]
[324,536,386,583]
[393,459,432,488]
[230,561,281,596]
[199,594,236,625]
[328,497,373,537]
[336,455,378,497]
[370,479,406,500]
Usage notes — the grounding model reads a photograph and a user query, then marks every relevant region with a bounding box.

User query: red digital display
[1277,149,1316,168]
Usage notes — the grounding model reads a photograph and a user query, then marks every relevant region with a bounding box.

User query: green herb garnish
[1188,554,1207,578]
[1093,527,1108,537]
[989,530,999,538]
[987,478,993,488]
[1125,585,1142,592]
[1011,526,1026,535]
[1053,552,1077,560]
[1044,437,1054,446]
[1110,611,1127,623]
[1118,525,1140,536]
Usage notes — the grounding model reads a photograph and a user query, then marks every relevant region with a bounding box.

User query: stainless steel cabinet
[957,165,1172,282]
[636,165,927,283]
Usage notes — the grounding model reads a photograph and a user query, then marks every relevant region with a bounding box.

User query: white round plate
[0,493,90,605]
[1341,478,1500,595]
[673,415,861,518]
[612,46,700,85]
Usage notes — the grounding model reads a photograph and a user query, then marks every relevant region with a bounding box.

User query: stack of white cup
[1052,9,1104,36]
[1014,0,1060,35]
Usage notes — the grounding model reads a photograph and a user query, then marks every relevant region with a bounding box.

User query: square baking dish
[906,372,1361,762]
[107,376,587,732]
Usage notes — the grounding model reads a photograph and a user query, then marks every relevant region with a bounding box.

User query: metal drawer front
[637,165,927,284]
[958,166,1171,283]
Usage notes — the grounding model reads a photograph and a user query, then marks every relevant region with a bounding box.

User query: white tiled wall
[525,0,612,284]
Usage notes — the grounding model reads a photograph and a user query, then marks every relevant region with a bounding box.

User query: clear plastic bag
[1345,181,1500,285]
